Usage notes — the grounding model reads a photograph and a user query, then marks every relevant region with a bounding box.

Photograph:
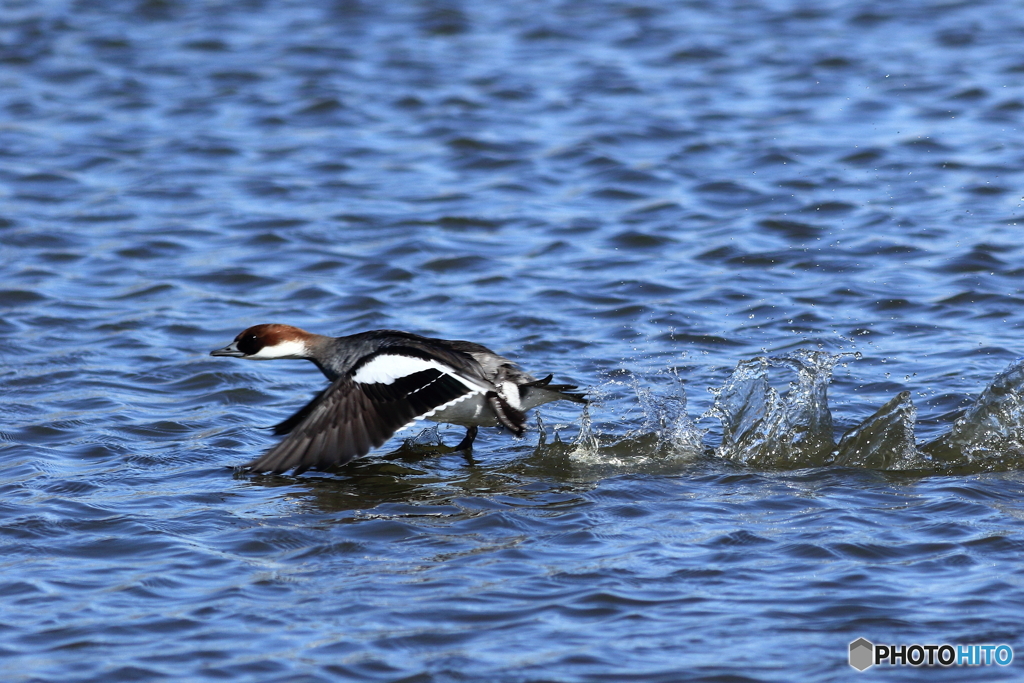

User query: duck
[211,324,586,474]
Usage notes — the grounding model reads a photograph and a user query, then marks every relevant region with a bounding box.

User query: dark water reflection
[4,0,1024,681]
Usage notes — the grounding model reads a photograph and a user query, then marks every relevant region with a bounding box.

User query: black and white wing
[246,348,489,474]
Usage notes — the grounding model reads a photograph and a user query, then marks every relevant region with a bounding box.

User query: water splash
[709,350,839,468]
[568,402,601,459]
[508,352,1024,475]
[568,372,705,468]
[633,370,705,456]
[832,391,919,470]
[922,358,1024,469]
[705,352,1024,473]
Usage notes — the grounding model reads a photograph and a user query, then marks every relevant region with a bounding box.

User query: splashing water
[568,372,705,468]
[485,351,1024,475]
[832,391,919,470]
[633,370,706,456]
[704,351,1024,473]
[708,351,840,468]
[923,358,1024,471]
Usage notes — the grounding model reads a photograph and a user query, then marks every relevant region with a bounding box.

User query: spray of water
[832,391,918,470]
[568,371,705,469]
[922,358,1024,470]
[566,351,1024,474]
[708,351,841,468]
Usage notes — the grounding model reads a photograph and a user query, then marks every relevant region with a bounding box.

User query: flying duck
[211,324,586,474]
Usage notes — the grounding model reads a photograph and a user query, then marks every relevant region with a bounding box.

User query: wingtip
[243,454,281,475]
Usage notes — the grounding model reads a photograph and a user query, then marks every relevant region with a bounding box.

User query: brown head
[210,324,315,360]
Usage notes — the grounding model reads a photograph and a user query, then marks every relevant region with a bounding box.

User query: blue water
[3,0,1024,681]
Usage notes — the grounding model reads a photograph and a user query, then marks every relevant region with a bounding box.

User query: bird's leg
[453,425,478,452]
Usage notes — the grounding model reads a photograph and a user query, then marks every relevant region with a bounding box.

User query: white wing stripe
[352,353,489,392]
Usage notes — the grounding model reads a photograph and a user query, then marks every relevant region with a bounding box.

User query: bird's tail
[521,374,588,404]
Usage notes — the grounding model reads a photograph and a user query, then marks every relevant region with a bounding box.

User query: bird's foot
[452,425,478,452]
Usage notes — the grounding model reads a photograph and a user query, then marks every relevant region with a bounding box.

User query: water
[3,0,1024,680]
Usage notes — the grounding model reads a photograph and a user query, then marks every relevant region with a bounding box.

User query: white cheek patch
[352,353,488,392]
[249,340,308,360]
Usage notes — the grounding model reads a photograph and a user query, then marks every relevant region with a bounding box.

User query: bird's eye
[237,333,262,355]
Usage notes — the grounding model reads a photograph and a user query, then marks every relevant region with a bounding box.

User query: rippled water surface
[4,1,1024,681]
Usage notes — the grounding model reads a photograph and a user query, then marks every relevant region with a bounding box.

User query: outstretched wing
[247,350,488,474]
